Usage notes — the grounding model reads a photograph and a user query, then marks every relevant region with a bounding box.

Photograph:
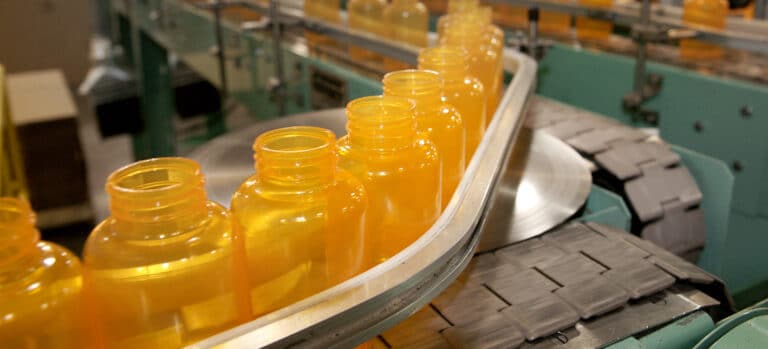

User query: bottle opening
[106,158,207,223]
[418,47,469,80]
[382,70,443,101]
[256,126,335,159]
[255,127,337,184]
[346,95,417,152]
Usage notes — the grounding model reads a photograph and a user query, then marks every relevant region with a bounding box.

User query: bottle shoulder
[337,135,439,170]
[0,242,81,297]
[84,202,233,268]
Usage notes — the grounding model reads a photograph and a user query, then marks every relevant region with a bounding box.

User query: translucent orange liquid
[337,96,441,265]
[83,158,250,349]
[681,0,728,60]
[494,4,528,28]
[383,0,429,71]
[231,127,367,317]
[348,0,387,62]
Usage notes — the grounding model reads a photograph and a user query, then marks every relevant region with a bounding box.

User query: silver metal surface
[186,50,537,349]
[477,128,592,252]
[521,287,719,348]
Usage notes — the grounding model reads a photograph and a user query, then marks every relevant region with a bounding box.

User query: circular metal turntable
[477,127,593,252]
[190,110,591,252]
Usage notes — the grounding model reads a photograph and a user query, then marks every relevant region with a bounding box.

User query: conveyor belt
[376,222,726,349]
[526,97,706,257]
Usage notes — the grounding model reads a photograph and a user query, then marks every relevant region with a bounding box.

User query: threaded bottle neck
[346,95,417,153]
[0,198,39,268]
[383,70,443,107]
[107,158,208,232]
[255,126,336,187]
[418,47,470,82]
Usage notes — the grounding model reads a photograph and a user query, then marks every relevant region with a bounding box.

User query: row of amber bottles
[1,54,488,349]
[307,0,429,70]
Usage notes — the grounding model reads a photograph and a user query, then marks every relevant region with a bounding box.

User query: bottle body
[348,0,387,62]
[231,127,367,317]
[540,4,571,36]
[305,0,341,48]
[418,46,486,159]
[440,23,502,116]
[383,70,465,209]
[0,198,84,349]
[576,0,613,41]
[338,96,441,265]
[83,158,250,349]
[383,0,429,71]
[681,0,728,60]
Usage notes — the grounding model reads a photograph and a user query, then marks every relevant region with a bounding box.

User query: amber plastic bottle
[383,70,465,208]
[383,0,429,71]
[0,198,83,349]
[337,96,441,265]
[440,20,503,114]
[418,47,486,160]
[83,158,250,349]
[576,0,613,41]
[681,0,728,60]
[304,0,341,48]
[348,0,387,62]
[230,126,367,317]
[494,4,528,28]
[540,0,572,36]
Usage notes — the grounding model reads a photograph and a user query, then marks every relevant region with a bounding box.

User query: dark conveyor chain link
[370,222,727,349]
[526,96,705,257]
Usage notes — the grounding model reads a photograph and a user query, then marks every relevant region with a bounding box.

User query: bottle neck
[418,47,470,82]
[447,0,478,13]
[382,70,443,110]
[255,126,336,188]
[107,158,209,237]
[0,198,40,271]
[346,95,417,153]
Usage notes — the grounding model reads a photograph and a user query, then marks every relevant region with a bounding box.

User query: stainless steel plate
[478,128,592,252]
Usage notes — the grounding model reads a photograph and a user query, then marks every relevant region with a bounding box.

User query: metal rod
[528,7,539,58]
[269,0,287,116]
[633,0,650,94]
[212,0,229,100]
[756,0,767,20]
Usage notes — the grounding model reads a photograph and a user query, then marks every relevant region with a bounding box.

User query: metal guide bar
[484,0,768,55]
[186,50,538,349]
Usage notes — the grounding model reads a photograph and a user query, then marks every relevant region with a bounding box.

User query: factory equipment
[81,0,768,347]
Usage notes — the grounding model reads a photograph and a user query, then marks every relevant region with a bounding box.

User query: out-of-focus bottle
[448,0,479,13]
[540,0,571,36]
[83,158,250,349]
[681,0,728,60]
[383,0,429,71]
[348,0,387,63]
[0,198,84,349]
[337,96,441,265]
[493,3,528,28]
[440,19,503,114]
[383,70,465,208]
[418,47,486,160]
[305,0,341,49]
[230,126,367,317]
[730,3,755,19]
[576,0,613,41]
